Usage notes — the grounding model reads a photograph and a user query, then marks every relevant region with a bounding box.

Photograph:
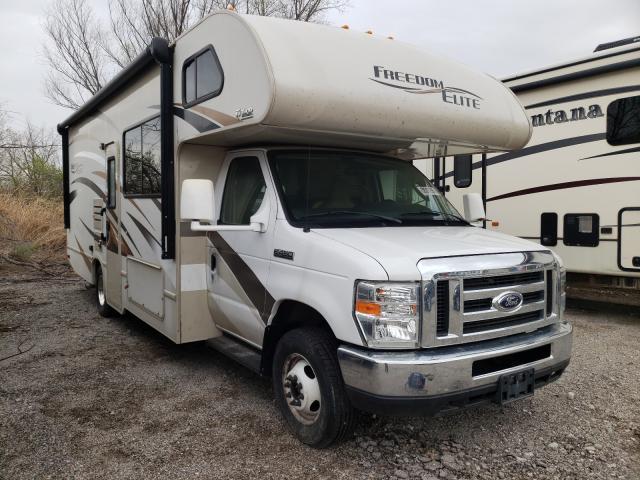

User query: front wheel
[272,328,356,448]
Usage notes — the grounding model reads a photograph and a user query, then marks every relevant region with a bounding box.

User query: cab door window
[220,157,266,225]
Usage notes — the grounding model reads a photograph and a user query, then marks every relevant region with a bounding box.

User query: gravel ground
[1,267,639,480]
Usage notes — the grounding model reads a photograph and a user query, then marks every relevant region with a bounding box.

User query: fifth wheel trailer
[58,11,571,447]
[432,37,640,297]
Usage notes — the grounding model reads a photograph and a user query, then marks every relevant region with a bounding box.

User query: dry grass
[0,192,67,264]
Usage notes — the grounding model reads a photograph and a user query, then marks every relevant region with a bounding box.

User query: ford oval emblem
[493,291,524,312]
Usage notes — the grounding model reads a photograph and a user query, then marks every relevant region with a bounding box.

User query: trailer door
[619,208,640,271]
[105,143,123,310]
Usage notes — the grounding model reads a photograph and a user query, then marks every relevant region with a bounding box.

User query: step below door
[619,208,640,271]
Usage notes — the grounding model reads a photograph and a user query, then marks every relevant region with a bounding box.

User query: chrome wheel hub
[282,353,321,425]
[97,274,105,306]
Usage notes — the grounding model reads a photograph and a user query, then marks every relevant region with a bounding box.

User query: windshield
[269,150,467,228]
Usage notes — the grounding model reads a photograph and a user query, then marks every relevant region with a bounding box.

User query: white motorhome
[436,37,640,298]
[58,11,571,447]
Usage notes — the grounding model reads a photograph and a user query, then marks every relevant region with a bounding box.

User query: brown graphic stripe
[71,177,105,200]
[73,235,92,271]
[191,105,240,126]
[127,212,161,248]
[129,199,154,226]
[488,177,640,202]
[208,232,275,324]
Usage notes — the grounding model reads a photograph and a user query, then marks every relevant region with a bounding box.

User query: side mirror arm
[190,221,262,232]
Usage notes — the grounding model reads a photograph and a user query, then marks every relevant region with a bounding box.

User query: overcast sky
[1,0,638,133]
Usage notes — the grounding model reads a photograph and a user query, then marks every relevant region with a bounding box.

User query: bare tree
[43,0,111,109]
[0,122,62,198]
[43,0,349,109]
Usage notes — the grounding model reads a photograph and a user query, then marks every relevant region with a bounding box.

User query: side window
[607,95,640,145]
[123,117,161,196]
[540,212,557,246]
[453,154,472,188]
[183,46,224,107]
[220,157,266,225]
[107,156,116,208]
[564,213,599,247]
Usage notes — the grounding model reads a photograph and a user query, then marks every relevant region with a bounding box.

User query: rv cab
[58,11,572,447]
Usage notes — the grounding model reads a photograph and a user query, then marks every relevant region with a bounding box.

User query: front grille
[463,310,544,334]
[419,252,558,347]
[463,290,544,313]
[436,281,449,336]
[464,271,544,290]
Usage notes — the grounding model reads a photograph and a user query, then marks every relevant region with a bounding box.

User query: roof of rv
[59,11,533,157]
[503,40,640,89]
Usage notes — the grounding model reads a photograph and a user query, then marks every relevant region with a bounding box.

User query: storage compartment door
[619,208,640,271]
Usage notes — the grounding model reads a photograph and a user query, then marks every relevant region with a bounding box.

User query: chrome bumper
[338,322,572,414]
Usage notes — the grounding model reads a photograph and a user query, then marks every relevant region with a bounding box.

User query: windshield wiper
[299,210,402,224]
[400,211,468,225]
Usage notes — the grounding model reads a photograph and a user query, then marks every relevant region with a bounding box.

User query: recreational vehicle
[435,37,640,299]
[58,11,572,447]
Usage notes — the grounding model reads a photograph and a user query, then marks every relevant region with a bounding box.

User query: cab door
[104,143,122,311]
[206,152,277,346]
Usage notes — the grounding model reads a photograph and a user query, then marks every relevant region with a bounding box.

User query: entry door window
[220,157,266,225]
[107,156,116,208]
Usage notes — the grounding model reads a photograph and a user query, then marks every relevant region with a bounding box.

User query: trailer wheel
[95,265,116,317]
[272,328,356,448]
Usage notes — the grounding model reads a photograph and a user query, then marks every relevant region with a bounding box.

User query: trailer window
[607,95,640,145]
[220,157,266,225]
[540,212,557,246]
[123,117,161,196]
[453,154,472,188]
[563,213,599,247]
[182,46,224,107]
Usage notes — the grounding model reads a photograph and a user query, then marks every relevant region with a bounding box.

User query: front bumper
[337,322,572,415]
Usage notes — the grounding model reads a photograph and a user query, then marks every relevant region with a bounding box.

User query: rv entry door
[104,143,123,310]
[619,208,640,271]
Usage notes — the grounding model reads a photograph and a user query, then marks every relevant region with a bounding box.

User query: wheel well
[261,300,334,377]
[92,259,101,285]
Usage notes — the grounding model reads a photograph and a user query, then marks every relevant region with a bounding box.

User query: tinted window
[183,47,224,107]
[540,212,557,246]
[124,117,161,196]
[453,154,472,188]
[607,95,640,145]
[107,156,116,209]
[564,213,599,247]
[141,118,161,194]
[124,126,142,194]
[220,157,266,225]
[185,61,196,104]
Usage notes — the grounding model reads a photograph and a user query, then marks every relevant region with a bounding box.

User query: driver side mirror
[180,179,269,233]
[463,193,486,223]
[181,179,216,224]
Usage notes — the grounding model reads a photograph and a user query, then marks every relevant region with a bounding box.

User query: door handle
[210,253,217,273]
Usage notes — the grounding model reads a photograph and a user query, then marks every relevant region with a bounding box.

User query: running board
[206,334,262,374]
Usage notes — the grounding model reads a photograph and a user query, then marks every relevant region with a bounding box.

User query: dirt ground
[1,265,639,480]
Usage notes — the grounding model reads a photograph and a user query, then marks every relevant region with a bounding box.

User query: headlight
[354,281,420,348]
[551,251,567,315]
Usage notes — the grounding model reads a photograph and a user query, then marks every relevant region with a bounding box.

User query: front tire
[272,328,356,448]
[95,264,116,318]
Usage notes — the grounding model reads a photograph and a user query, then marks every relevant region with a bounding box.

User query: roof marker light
[226,3,237,11]
[365,30,373,35]
[341,24,349,29]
